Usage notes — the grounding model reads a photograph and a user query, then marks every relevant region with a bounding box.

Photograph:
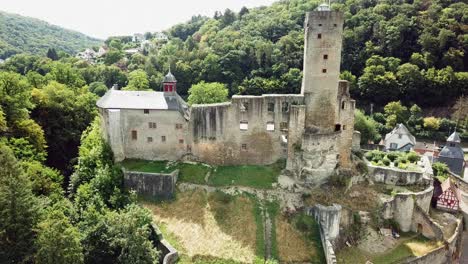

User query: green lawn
[208,161,284,189]
[120,159,284,189]
[120,159,170,173]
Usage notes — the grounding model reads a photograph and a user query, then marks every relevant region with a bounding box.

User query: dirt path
[264,207,273,259]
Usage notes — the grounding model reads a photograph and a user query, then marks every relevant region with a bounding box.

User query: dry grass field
[276,215,318,262]
[143,190,258,263]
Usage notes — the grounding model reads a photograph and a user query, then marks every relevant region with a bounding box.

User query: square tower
[301,6,344,132]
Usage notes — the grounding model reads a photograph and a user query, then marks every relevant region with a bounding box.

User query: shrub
[432,162,449,177]
[382,157,391,166]
[386,152,399,162]
[423,116,440,130]
[406,151,420,163]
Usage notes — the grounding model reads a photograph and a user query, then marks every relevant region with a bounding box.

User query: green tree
[0,71,33,123]
[124,70,150,91]
[46,48,59,61]
[423,116,441,131]
[0,144,38,263]
[35,210,84,264]
[354,110,381,144]
[188,81,228,105]
[88,81,108,96]
[383,101,409,128]
[104,49,124,65]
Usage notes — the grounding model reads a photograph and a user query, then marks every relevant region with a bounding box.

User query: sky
[1,0,277,39]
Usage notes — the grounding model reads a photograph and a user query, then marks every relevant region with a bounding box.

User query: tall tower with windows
[301,4,344,132]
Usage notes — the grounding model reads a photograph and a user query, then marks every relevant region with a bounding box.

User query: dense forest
[0,11,102,59]
[0,0,467,262]
[106,0,467,108]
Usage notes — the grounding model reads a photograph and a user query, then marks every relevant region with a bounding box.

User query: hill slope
[0,11,102,59]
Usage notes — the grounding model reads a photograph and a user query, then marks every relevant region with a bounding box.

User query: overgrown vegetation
[432,162,450,182]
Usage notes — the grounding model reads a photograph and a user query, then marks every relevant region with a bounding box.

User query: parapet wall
[367,164,428,186]
[123,170,178,199]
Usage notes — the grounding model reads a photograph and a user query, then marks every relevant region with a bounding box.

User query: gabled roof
[97,89,169,110]
[440,178,462,202]
[384,123,416,145]
[447,132,461,143]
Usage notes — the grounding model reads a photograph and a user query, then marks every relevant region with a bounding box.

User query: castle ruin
[97,5,355,185]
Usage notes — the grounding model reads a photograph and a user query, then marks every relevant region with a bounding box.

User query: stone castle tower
[302,4,344,133]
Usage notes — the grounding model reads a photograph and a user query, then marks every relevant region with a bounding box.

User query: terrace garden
[364,150,422,171]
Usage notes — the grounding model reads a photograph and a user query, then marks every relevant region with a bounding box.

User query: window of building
[335,124,341,131]
[398,134,402,139]
[144,109,149,114]
[161,136,166,142]
[322,69,327,73]
[179,139,184,144]
[175,123,183,129]
[323,54,328,60]
[341,101,346,110]
[343,125,346,130]
[318,23,322,26]
[266,122,275,131]
[131,130,137,140]
[317,33,322,39]
[149,122,157,129]
[240,102,249,112]
[390,143,398,149]
[334,23,337,27]
[147,137,153,143]
[280,122,288,130]
[240,121,248,131]
[282,102,289,113]
[268,102,275,112]
[241,144,247,151]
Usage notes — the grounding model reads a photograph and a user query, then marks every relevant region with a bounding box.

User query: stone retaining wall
[367,164,428,185]
[403,217,463,264]
[123,170,178,199]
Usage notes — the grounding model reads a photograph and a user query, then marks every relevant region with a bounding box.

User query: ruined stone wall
[124,170,178,199]
[352,131,361,151]
[302,11,344,132]
[411,205,444,240]
[119,109,189,161]
[403,218,463,264]
[286,105,306,171]
[336,80,355,168]
[292,132,340,185]
[382,186,434,232]
[190,94,304,165]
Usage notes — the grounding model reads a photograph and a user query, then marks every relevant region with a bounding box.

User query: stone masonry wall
[367,165,428,185]
[190,94,304,165]
[124,170,178,199]
[382,186,434,232]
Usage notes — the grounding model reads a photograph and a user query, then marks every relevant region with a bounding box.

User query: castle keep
[97,5,356,185]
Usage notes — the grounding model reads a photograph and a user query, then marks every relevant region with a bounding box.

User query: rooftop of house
[384,123,416,145]
[96,89,182,110]
[447,131,461,143]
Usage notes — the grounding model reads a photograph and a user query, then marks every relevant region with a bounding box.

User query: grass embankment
[276,213,325,263]
[120,159,284,189]
[336,234,440,264]
[143,190,321,263]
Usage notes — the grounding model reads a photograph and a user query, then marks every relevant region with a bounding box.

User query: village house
[383,123,416,152]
